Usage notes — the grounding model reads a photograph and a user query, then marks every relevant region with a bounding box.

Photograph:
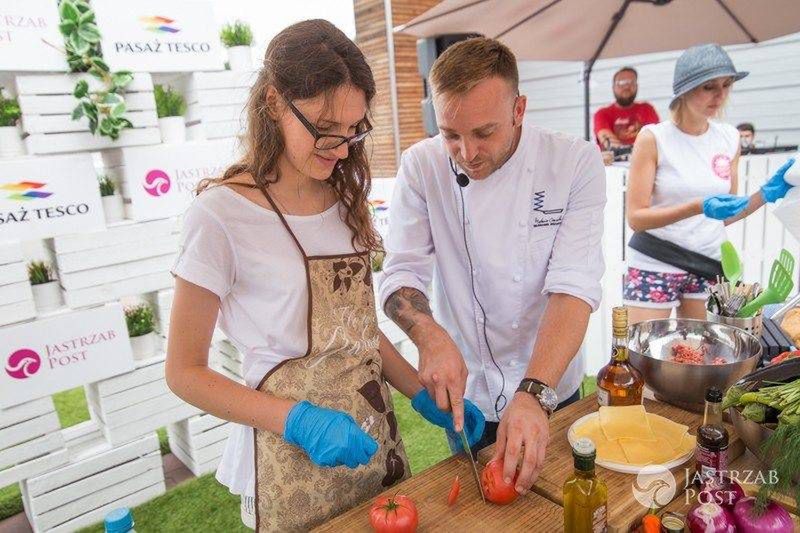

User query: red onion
[687,502,736,533]
[732,496,794,533]
[701,476,746,508]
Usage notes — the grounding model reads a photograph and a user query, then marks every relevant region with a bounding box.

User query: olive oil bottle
[564,438,608,533]
[596,306,644,406]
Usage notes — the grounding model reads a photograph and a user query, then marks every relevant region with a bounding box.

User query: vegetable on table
[480,458,519,505]
[731,496,794,533]
[447,476,460,506]
[368,495,418,533]
[687,501,736,533]
[770,351,800,366]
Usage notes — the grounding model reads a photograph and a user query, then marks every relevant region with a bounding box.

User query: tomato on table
[368,494,418,533]
[480,458,519,505]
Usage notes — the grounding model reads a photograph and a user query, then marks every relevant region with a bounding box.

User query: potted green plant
[125,304,158,360]
[0,88,24,158]
[98,174,124,223]
[27,261,62,312]
[220,20,254,71]
[154,84,187,144]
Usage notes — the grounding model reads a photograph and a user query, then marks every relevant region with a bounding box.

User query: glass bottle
[695,387,729,484]
[564,438,608,533]
[596,306,644,406]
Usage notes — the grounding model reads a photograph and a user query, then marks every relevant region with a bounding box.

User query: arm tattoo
[384,287,432,336]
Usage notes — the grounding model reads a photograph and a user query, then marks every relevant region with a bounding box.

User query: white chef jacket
[378,124,607,421]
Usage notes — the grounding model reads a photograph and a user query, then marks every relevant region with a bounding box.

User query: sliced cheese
[677,432,697,455]
[572,417,639,465]
[647,413,690,444]
[619,436,679,465]
[599,405,655,441]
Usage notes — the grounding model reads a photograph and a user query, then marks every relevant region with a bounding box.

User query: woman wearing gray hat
[623,43,795,323]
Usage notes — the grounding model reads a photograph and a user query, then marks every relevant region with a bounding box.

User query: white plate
[567,412,694,474]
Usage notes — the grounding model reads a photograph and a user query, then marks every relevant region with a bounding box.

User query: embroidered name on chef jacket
[532,190,565,227]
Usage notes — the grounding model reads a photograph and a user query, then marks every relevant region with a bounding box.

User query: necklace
[268,183,330,225]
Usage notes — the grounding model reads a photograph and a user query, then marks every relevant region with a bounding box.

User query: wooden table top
[313,454,564,532]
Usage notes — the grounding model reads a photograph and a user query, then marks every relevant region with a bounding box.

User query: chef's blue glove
[702,194,749,220]
[761,158,795,203]
[411,389,485,449]
[283,400,378,468]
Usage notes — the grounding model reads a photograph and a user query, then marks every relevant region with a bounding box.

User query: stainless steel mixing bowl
[628,319,761,408]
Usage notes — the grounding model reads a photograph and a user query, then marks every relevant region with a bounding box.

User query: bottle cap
[612,306,628,338]
[104,508,133,533]
[705,387,723,403]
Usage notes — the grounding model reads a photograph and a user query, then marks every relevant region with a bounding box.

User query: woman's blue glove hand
[411,389,485,450]
[283,400,378,468]
[761,158,796,203]
[702,194,749,220]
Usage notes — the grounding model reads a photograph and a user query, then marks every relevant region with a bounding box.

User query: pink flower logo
[143,169,171,197]
[711,154,732,180]
[5,348,41,380]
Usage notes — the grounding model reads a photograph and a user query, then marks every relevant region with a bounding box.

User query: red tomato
[369,494,418,533]
[447,475,460,506]
[481,458,519,505]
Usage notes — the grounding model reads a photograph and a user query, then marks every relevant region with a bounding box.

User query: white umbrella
[396,0,800,140]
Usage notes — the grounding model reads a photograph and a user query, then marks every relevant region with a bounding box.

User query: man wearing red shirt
[594,67,659,148]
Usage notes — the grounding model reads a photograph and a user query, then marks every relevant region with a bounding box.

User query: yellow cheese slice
[572,417,635,465]
[598,405,655,441]
[676,432,697,456]
[647,414,690,444]
[619,436,679,465]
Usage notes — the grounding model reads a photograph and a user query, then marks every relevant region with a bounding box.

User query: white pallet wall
[166,414,230,476]
[15,73,161,155]
[183,70,256,141]
[20,433,164,533]
[84,356,201,447]
[0,398,69,487]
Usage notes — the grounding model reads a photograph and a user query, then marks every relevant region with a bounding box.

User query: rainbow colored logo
[369,199,388,215]
[0,181,53,201]
[140,16,180,34]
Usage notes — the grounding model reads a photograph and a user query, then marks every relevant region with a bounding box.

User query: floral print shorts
[623,267,715,308]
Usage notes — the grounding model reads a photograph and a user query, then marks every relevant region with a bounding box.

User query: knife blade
[459,429,485,503]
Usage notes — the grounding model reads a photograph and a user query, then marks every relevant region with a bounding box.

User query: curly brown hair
[198,19,381,252]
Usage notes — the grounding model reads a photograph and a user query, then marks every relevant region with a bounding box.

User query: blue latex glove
[283,400,378,468]
[761,158,796,203]
[702,194,749,220]
[411,389,485,450]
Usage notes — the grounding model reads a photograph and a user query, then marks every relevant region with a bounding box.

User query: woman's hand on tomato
[369,494,418,533]
[480,458,519,505]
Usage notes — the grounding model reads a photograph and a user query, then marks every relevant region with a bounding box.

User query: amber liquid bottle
[695,387,729,484]
[596,306,644,406]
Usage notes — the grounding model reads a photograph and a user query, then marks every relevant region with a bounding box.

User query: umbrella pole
[583,61,592,142]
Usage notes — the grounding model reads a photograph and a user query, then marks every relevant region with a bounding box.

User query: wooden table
[313,453,564,532]
[319,394,746,532]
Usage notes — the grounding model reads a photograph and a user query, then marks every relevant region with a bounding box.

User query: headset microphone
[449,158,470,188]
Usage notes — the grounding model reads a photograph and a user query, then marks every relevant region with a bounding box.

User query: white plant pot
[31,280,62,312]
[158,116,186,144]
[226,46,253,71]
[129,331,158,361]
[101,193,125,224]
[0,125,25,159]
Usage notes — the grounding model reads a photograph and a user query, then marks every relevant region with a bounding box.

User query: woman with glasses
[165,19,484,531]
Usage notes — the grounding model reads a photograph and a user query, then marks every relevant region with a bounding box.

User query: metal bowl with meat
[628,319,762,410]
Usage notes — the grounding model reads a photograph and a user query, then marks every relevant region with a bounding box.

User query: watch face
[540,388,559,411]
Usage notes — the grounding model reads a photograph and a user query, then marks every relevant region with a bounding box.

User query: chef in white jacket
[378,37,606,494]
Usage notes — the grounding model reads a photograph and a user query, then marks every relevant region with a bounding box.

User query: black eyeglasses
[284,98,372,150]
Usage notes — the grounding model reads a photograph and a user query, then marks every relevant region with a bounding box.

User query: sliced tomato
[447,475,460,506]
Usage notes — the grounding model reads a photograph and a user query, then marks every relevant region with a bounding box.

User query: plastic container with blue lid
[104,507,135,533]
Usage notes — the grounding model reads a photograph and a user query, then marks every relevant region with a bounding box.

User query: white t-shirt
[170,185,355,497]
[627,120,740,273]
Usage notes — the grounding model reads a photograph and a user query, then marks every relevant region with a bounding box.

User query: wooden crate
[0,242,23,265]
[0,397,69,487]
[144,288,174,335]
[167,413,231,476]
[0,299,37,327]
[184,70,256,141]
[85,357,201,446]
[20,433,164,533]
[15,73,160,155]
[211,339,243,382]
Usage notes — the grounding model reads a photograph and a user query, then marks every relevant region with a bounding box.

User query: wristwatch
[516,378,558,418]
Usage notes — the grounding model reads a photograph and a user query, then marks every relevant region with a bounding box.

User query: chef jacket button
[518,220,526,227]
[477,315,485,323]
[512,322,519,330]
[509,360,517,366]
[465,219,471,225]
[513,274,522,282]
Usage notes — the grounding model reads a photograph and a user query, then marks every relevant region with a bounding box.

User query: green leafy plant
[0,89,21,127]
[125,304,156,337]
[98,175,116,197]
[220,20,253,47]
[371,250,385,273]
[154,85,187,118]
[58,0,134,140]
[27,261,55,285]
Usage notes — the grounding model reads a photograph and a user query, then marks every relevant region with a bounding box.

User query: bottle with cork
[596,306,644,406]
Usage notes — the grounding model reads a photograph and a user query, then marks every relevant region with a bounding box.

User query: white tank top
[627,120,740,274]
